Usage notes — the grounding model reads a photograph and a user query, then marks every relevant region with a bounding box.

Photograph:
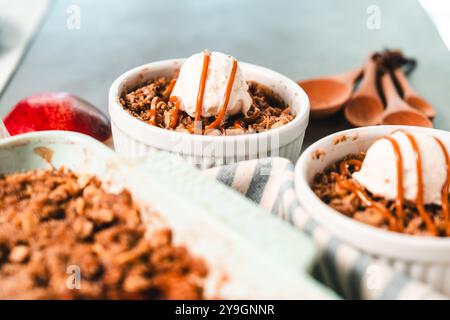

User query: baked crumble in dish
[0,168,207,299]
[312,130,450,237]
[120,50,294,136]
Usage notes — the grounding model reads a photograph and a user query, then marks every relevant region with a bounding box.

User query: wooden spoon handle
[381,73,403,111]
[355,59,379,98]
[393,68,414,97]
[393,68,436,119]
[334,66,363,84]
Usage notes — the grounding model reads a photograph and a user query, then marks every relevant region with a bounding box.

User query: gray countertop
[1,0,449,147]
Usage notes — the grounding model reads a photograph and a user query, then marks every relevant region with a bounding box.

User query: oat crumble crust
[119,77,294,135]
[312,154,450,237]
[0,168,207,299]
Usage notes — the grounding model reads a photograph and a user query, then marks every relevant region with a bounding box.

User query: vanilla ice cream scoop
[170,51,253,118]
[353,131,449,205]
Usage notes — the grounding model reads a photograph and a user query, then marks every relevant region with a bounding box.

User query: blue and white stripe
[206,157,446,300]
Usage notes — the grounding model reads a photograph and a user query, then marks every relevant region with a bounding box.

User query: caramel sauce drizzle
[168,96,181,129]
[339,179,398,230]
[338,130,450,234]
[205,57,238,130]
[233,120,244,130]
[168,50,238,134]
[338,159,398,231]
[403,131,437,235]
[146,97,159,126]
[434,137,450,234]
[166,78,177,96]
[191,49,212,134]
[384,135,404,231]
[147,110,156,126]
[166,76,180,129]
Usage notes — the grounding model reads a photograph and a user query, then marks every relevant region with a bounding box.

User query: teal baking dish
[0,131,336,299]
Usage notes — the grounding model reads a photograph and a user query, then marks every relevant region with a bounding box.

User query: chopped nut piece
[87,208,115,225]
[123,274,153,293]
[9,245,30,263]
[73,217,94,240]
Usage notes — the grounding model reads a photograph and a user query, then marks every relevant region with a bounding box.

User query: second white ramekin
[109,59,309,168]
[295,125,450,296]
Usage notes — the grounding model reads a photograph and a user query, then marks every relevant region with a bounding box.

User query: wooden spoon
[393,68,436,119]
[381,73,433,127]
[344,58,384,127]
[298,67,362,119]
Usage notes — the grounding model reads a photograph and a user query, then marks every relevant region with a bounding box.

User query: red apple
[4,92,111,143]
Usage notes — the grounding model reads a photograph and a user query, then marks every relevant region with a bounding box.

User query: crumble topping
[0,168,207,299]
[120,77,294,135]
[312,154,449,237]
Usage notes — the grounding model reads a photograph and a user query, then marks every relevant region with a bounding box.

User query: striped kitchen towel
[206,157,446,300]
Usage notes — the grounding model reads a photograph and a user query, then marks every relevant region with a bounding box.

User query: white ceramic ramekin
[295,125,450,296]
[109,59,309,168]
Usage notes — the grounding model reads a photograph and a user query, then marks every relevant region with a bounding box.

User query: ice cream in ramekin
[109,50,309,167]
[118,50,295,136]
[313,129,450,237]
[295,126,450,295]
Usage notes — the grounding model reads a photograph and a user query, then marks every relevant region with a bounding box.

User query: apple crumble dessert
[120,50,294,135]
[312,130,450,237]
[0,168,207,299]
